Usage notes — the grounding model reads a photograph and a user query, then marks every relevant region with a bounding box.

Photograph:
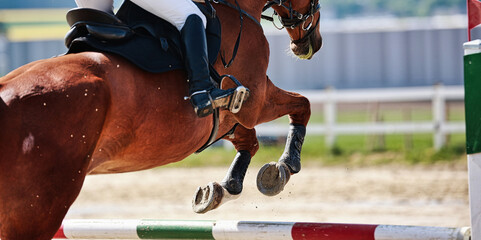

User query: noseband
[262,0,320,43]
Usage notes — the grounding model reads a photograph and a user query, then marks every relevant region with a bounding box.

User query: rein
[207,0,262,68]
[209,0,262,28]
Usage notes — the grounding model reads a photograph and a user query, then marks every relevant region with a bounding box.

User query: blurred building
[0,13,473,90]
[265,15,470,90]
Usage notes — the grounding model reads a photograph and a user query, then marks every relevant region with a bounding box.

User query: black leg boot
[181,14,243,118]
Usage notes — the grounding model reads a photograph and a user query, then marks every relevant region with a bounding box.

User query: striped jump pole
[465,39,481,240]
[53,219,470,240]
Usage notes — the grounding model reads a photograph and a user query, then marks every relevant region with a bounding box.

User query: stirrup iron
[229,86,247,114]
[221,75,249,114]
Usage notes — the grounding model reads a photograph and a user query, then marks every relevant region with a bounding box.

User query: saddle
[65,0,246,153]
[65,0,221,75]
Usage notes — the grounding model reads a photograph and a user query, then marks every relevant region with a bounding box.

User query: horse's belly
[87,154,185,174]
[87,117,212,174]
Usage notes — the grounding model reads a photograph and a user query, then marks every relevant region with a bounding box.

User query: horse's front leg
[192,126,258,213]
[257,124,306,196]
[251,76,311,196]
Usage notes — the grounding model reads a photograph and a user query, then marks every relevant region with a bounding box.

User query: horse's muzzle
[290,33,323,60]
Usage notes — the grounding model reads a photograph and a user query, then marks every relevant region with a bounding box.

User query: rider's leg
[129,0,207,31]
[74,0,114,14]
[130,0,244,117]
[180,14,241,117]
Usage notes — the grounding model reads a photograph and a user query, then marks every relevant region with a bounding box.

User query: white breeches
[74,0,206,30]
[75,0,113,13]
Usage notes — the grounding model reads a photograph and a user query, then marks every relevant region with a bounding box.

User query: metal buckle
[302,14,313,31]
[229,86,247,114]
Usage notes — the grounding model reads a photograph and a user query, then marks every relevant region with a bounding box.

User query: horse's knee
[228,126,259,156]
[232,111,259,130]
[289,95,311,126]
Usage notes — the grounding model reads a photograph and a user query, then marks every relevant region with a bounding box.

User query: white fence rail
[256,85,465,150]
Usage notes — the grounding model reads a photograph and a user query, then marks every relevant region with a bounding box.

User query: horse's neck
[226,0,267,21]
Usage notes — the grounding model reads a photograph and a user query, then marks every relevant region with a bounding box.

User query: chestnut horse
[0,0,322,238]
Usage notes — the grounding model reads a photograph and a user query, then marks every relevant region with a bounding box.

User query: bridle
[262,0,321,43]
[206,0,320,68]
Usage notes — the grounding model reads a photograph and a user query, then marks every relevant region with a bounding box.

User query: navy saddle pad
[66,0,221,73]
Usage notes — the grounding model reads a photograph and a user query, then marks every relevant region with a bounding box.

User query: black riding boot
[181,14,238,118]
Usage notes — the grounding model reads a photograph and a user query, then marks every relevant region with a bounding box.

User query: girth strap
[196,122,239,153]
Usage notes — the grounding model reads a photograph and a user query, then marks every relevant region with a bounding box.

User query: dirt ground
[66,164,470,228]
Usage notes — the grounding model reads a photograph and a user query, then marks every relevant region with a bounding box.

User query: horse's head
[268,0,322,59]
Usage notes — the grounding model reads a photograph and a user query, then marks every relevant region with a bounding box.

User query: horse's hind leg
[249,76,311,196]
[192,126,259,213]
[0,82,108,239]
[0,156,89,240]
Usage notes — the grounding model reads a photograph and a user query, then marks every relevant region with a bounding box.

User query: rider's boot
[181,14,240,118]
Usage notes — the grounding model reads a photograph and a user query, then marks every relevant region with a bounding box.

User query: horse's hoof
[192,182,224,214]
[256,162,291,196]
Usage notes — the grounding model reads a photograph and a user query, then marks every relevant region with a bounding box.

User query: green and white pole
[464,39,481,240]
[53,219,469,239]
